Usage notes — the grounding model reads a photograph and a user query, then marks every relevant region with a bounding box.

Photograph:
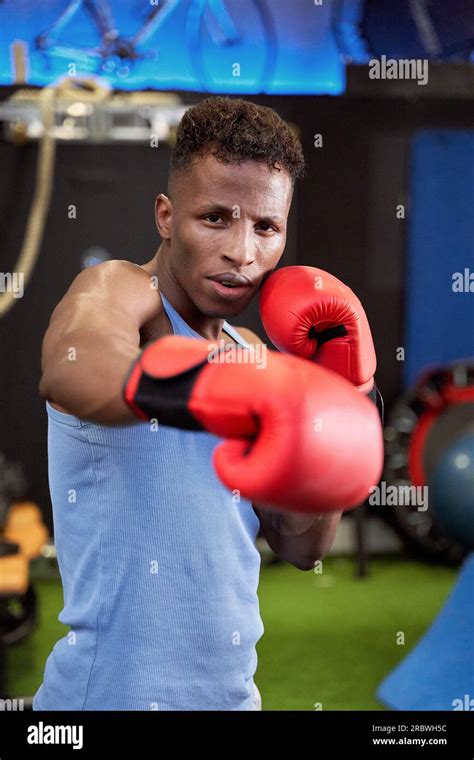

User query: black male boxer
[35,97,382,711]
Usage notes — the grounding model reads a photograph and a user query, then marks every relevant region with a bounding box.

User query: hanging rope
[0,77,110,318]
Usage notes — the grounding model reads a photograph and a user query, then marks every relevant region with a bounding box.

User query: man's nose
[222,225,256,267]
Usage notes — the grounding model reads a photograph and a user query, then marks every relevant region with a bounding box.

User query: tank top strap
[160,292,253,349]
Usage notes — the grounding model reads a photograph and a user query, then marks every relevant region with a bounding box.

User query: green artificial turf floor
[7,556,456,710]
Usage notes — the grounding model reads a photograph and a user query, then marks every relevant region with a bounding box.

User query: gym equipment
[0,0,344,94]
[430,432,474,551]
[383,361,474,564]
[378,359,474,709]
[0,501,48,697]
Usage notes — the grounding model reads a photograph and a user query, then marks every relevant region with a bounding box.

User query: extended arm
[39,261,162,424]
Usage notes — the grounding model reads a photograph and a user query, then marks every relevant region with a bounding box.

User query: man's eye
[256,222,274,232]
[205,214,222,223]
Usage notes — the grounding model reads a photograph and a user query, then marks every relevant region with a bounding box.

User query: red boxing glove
[259,266,376,393]
[124,335,383,513]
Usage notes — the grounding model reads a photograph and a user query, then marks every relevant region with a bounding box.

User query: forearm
[271,388,380,567]
[258,507,343,570]
[39,332,139,425]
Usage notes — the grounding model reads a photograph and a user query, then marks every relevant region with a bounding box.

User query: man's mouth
[207,272,252,286]
[206,273,252,299]
[214,280,240,288]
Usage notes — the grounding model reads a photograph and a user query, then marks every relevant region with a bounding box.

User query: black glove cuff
[367,384,384,425]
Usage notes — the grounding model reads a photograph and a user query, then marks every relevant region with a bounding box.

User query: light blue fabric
[33,294,264,710]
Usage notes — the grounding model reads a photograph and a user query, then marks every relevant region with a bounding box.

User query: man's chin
[197,294,254,320]
[202,304,247,320]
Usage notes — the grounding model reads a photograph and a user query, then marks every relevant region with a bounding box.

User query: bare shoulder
[54,259,161,325]
[44,259,166,359]
[234,326,265,346]
[66,259,156,299]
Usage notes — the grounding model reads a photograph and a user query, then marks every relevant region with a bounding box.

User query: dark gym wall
[0,140,172,530]
[0,89,471,528]
[292,94,471,412]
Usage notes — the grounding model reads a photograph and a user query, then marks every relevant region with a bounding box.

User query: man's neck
[148,245,229,343]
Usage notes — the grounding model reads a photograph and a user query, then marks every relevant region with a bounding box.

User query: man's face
[162,152,293,318]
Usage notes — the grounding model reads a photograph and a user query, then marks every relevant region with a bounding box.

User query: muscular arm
[39,260,164,425]
[236,326,342,570]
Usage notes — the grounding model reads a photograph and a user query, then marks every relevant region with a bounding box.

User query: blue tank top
[33,293,264,710]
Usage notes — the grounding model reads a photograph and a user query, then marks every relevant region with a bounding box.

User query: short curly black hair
[169,96,305,190]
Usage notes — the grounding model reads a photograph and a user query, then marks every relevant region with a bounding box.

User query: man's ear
[155,193,172,239]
